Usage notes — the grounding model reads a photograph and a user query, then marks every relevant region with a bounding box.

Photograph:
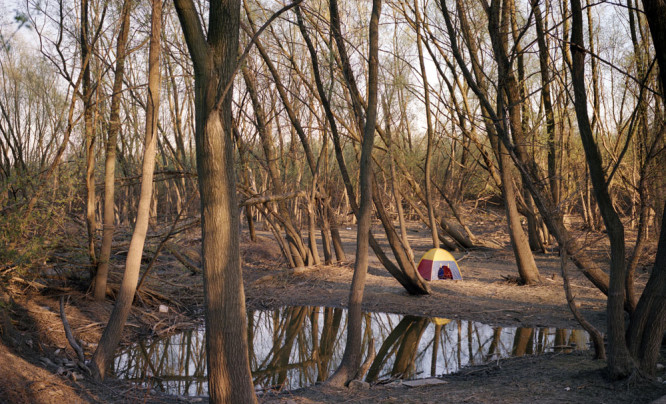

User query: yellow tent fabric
[417,248,463,280]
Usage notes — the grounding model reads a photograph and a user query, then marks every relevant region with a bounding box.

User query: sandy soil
[1,207,665,403]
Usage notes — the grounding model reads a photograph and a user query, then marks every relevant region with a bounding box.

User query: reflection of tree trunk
[366,315,421,382]
[511,328,533,357]
[392,317,429,379]
[570,329,588,351]
[536,328,545,353]
[554,329,568,353]
[273,307,307,387]
[431,324,442,376]
[317,308,343,381]
[456,320,462,369]
[486,327,502,360]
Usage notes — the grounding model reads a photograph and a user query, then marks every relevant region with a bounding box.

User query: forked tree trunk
[173,0,256,401]
[486,0,541,284]
[94,0,132,301]
[91,0,161,379]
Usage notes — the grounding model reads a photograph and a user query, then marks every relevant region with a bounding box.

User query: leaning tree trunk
[487,0,541,284]
[91,0,161,379]
[413,0,439,249]
[570,0,633,379]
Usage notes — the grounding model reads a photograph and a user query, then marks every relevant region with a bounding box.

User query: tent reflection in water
[417,248,463,280]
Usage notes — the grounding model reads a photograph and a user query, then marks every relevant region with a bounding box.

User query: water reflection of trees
[112,307,590,395]
[112,329,208,396]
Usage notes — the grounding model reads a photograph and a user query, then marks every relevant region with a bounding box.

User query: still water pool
[112,306,589,396]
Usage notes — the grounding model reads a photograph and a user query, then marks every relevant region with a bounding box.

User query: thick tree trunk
[628,202,666,373]
[498,145,541,285]
[91,0,161,379]
[173,0,256,401]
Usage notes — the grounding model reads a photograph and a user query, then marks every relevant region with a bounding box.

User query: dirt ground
[2,207,666,403]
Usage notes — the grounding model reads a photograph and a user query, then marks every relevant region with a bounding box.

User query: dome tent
[417,248,462,281]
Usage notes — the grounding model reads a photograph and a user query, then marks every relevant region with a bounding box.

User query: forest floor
[1,205,666,403]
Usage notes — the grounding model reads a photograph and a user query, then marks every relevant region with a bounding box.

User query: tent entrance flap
[417,248,463,281]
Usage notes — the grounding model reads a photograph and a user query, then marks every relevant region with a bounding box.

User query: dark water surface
[112,306,589,396]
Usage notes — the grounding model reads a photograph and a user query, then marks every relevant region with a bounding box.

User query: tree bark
[91,0,161,379]
[412,0,439,249]
[627,0,666,375]
[94,0,132,301]
[297,4,427,294]
[81,0,97,269]
[531,0,559,206]
[173,0,256,401]
[570,0,633,379]
[327,0,382,387]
